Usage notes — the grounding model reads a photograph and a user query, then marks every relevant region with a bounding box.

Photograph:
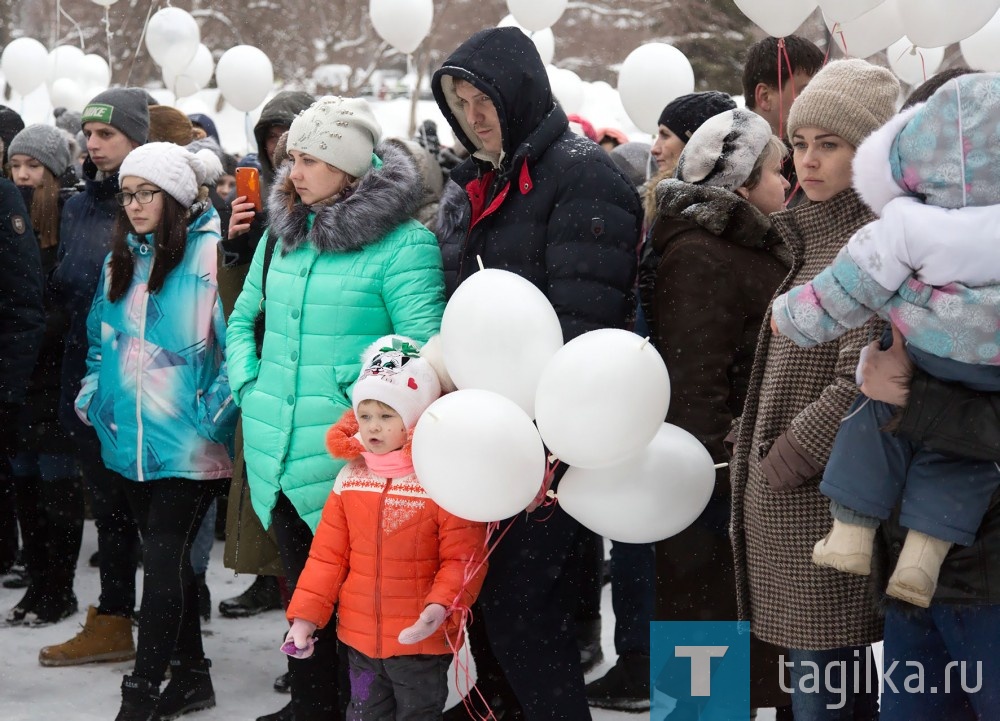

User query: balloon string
[245,111,255,155]
[530,459,562,522]
[127,0,159,87]
[57,1,86,50]
[104,7,114,80]
[831,21,848,56]
[441,518,518,721]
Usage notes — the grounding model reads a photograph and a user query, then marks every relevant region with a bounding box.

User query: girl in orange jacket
[284,335,487,718]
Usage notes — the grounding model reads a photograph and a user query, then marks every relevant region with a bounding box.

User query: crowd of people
[0,23,997,721]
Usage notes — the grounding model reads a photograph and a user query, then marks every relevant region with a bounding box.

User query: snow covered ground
[4,520,754,721]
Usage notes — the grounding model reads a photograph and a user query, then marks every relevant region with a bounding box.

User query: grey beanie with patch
[80,88,150,145]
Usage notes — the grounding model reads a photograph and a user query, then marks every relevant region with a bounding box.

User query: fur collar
[852,103,922,216]
[653,178,780,251]
[267,141,423,254]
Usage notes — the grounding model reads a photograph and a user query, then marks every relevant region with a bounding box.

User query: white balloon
[90,0,119,5]
[824,0,904,58]
[163,44,214,98]
[145,7,200,72]
[817,0,884,24]
[1,38,48,96]
[216,45,273,112]
[369,0,433,54]
[412,390,546,522]
[546,66,584,115]
[441,268,563,418]
[47,45,87,88]
[498,15,555,66]
[557,424,715,543]
[506,0,568,32]
[535,329,671,469]
[887,36,944,87]
[734,0,818,38]
[903,0,1000,48]
[49,77,88,113]
[617,43,694,134]
[961,7,1000,71]
[81,54,111,92]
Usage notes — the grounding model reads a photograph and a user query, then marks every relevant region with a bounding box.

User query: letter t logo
[675,645,729,696]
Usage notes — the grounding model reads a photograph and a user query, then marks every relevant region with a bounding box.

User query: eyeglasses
[115,189,163,207]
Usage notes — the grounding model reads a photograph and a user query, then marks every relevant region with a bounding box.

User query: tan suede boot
[38,605,135,667]
[811,518,877,575]
[886,530,953,608]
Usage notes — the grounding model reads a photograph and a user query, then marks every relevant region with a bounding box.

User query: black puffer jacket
[431,27,641,341]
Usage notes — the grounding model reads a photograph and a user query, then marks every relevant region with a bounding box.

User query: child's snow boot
[886,530,952,608]
[812,518,876,575]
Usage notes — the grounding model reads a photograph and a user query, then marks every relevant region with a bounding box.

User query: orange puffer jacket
[287,426,488,658]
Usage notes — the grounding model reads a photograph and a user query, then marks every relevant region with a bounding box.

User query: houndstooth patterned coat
[729,189,885,650]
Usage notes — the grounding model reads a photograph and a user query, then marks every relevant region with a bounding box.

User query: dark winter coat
[253,91,315,189]
[645,180,791,708]
[729,189,885,650]
[431,27,642,341]
[0,177,45,408]
[51,156,120,437]
[15,185,76,449]
[874,370,1000,604]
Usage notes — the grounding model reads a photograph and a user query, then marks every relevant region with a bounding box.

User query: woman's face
[740,153,790,216]
[9,154,46,189]
[651,124,686,173]
[119,176,165,235]
[791,127,856,203]
[288,150,351,205]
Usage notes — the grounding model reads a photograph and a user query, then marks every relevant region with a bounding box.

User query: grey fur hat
[674,109,774,191]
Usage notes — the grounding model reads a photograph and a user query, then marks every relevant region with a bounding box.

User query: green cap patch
[81,103,114,124]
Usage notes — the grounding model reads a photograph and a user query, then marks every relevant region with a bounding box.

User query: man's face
[755,70,813,137]
[84,121,138,173]
[264,124,289,165]
[454,80,502,154]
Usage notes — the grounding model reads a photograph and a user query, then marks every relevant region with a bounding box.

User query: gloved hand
[397,603,447,645]
[282,618,318,659]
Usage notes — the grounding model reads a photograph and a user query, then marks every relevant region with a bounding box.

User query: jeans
[881,602,1000,720]
[784,646,879,720]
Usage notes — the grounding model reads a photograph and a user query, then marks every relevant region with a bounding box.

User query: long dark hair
[107,190,188,303]
[26,168,61,250]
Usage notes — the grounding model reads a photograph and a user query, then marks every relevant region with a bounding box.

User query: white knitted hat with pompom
[119,141,223,207]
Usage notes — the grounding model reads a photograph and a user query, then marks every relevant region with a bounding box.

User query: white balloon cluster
[412,268,715,543]
[738,0,1000,81]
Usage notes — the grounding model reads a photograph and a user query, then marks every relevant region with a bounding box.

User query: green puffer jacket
[227,143,446,532]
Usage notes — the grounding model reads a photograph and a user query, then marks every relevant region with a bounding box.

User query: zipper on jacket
[374,478,392,658]
[134,271,151,483]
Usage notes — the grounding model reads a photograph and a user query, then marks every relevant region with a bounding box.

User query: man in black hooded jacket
[432,27,642,720]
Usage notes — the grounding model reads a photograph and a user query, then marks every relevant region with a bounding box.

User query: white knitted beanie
[352,336,441,430]
[287,96,382,178]
[119,142,224,207]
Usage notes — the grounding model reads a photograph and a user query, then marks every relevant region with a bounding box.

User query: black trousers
[478,503,591,720]
[124,476,224,685]
[270,492,344,721]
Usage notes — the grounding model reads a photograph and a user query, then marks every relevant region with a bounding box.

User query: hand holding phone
[235,167,262,212]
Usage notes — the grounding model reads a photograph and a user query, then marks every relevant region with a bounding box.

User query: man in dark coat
[432,27,642,720]
[41,88,149,666]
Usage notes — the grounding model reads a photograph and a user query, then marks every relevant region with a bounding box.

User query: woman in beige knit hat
[727,58,899,720]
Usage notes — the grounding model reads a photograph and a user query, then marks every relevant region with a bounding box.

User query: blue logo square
[650,621,751,720]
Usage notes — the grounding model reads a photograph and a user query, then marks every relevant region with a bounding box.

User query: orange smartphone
[235,166,262,211]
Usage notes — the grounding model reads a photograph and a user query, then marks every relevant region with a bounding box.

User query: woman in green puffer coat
[226,96,445,721]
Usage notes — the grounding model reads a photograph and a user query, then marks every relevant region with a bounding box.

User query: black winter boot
[158,657,216,719]
[585,652,651,712]
[218,575,281,617]
[577,618,604,674]
[6,475,44,624]
[23,476,82,626]
[115,675,160,721]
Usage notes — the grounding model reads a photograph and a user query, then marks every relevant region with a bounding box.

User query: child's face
[356,400,407,455]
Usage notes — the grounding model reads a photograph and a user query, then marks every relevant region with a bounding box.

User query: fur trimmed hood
[852,103,922,216]
[653,178,781,251]
[267,141,423,254]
